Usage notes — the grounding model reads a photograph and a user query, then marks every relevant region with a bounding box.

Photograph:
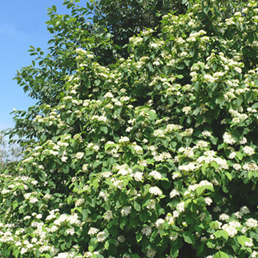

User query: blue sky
[0,1,80,130]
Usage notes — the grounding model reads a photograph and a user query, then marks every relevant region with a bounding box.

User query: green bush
[1,0,258,257]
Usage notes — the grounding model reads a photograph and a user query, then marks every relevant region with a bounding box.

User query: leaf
[39,172,46,182]
[100,126,108,134]
[214,230,228,241]
[139,210,149,222]
[238,235,250,246]
[63,165,69,174]
[81,209,88,221]
[120,217,128,229]
[170,246,179,257]
[248,32,254,44]
[214,251,229,258]
[252,102,258,109]
[134,201,141,212]
[183,231,195,245]
[225,172,232,181]
[52,5,57,12]
[129,217,138,227]
[136,232,142,242]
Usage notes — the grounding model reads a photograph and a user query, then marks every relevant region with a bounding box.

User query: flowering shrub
[1,0,258,257]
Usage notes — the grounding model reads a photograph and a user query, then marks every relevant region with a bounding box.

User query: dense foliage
[1,0,258,257]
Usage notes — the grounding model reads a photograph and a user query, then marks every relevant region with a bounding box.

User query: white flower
[36,214,42,219]
[197,140,208,148]
[61,156,68,162]
[170,189,180,198]
[222,224,238,237]
[246,218,258,228]
[31,180,38,185]
[199,180,213,187]
[202,131,211,137]
[133,145,143,154]
[149,171,162,180]
[155,218,165,229]
[172,172,181,179]
[204,74,216,83]
[219,214,229,221]
[153,129,165,137]
[240,206,250,214]
[75,198,84,207]
[223,132,236,144]
[96,231,106,242]
[149,186,163,196]
[234,67,242,73]
[134,172,144,181]
[243,146,255,155]
[29,197,38,204]
[75,152,84,159]
[228,221,241,230]
[170,232,178,241]
[88,227,99,236]
[104,92,113,98]
[182,106,191,115]
[185,128,193,136]
[117,235,125,242]
[204,197,213,205]
[146,199,156,210]
[243,163,258,171]
[66,228,75,235]
[104,210,113,221]
[213,206,221,212]
[121,206,132,216]
[141,226,152,236]
[239,137,247,144]
[176,202,185,212]
[120,96,130,102]
[119,136,130,143]
[229,152,236,159]
[146,249,156,258]
[179,162,196,172]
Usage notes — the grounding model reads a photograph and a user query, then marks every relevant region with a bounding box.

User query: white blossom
[121,206,132,216]
[149,186,163,196]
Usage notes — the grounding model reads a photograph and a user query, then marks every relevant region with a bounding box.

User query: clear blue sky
[0,1,80,130]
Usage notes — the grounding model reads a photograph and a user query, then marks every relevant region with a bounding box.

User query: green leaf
[63,165,69,174]
[52,5,57,12]
[129,217,138,227]
[183,231,195,245]
[131,255,140,258]
[170,246,179,257]
[39,172,46,182]
[81,209,88,221]
[252,102,258,109]
[214,251,229,258]
[136,232,142,242]
[139,210,149,222]
[214,230,228,241]
[238,235,250,246]
[248,32,254,44]
[100,126,108,134]
[120,217,128,229]
[225,172,232,181]
[134,201,141,212]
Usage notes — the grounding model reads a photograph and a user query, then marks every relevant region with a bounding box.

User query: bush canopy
[1,0,258,257]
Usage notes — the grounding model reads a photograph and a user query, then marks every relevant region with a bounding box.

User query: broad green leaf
[214,251,229,258]
[183,231,195,245]
[52,5,57,12]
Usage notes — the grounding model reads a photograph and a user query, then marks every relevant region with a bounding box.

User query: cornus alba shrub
[1,1,258,257]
